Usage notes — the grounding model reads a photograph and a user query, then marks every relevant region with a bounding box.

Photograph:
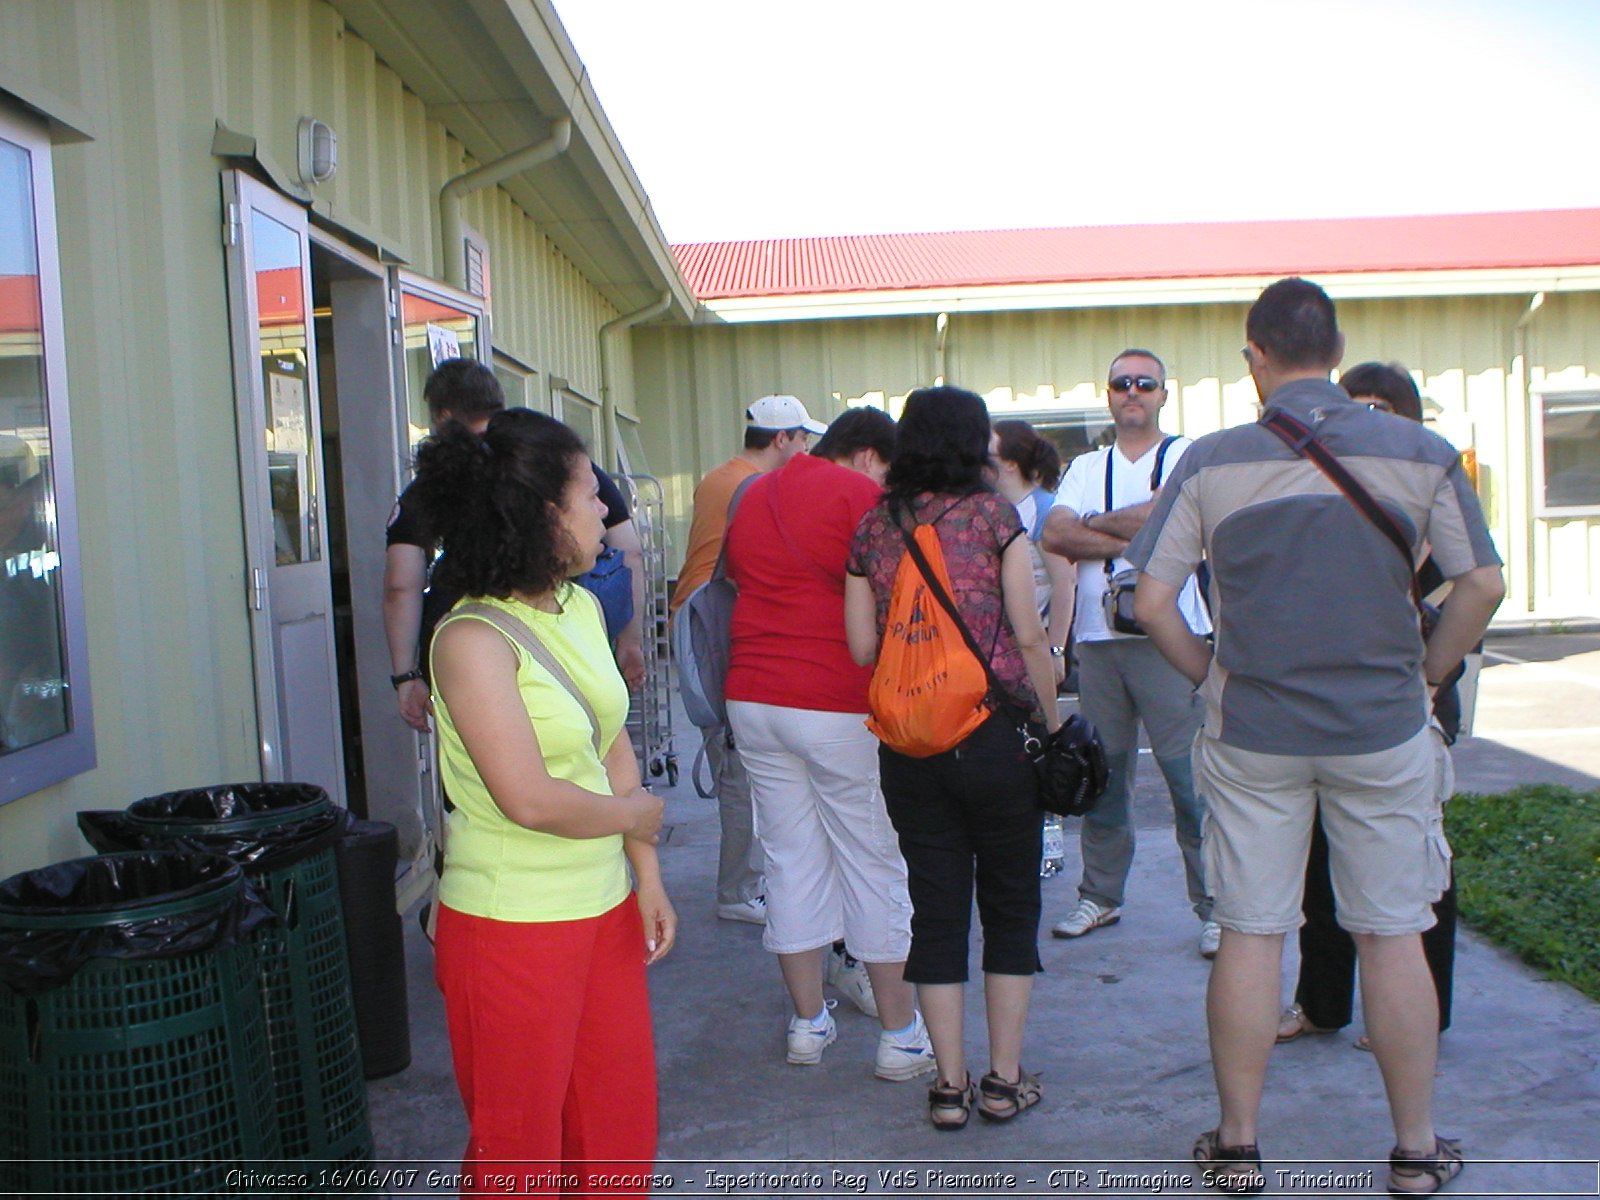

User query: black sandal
[1193,1129,1266,1195]
[1388,1137,1463,1196]
[927,1075,974,1131]
[975,1068,1041,1122]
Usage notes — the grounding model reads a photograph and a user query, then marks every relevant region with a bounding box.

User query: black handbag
[897,521,1110,817]
[1022,714,1111,817]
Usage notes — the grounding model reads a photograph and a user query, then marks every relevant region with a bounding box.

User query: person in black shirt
[1277,362,1464,1050]
[383,359,645,733]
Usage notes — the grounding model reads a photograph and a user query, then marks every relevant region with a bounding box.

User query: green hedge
[1446,785,1600,1003]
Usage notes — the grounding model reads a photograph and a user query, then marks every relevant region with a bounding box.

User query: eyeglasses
[1108,375,1163,394]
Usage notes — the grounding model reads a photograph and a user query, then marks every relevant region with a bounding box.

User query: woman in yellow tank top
[411,408,674,1195]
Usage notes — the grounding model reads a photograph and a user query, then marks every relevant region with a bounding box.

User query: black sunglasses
[1108,375,1163,394]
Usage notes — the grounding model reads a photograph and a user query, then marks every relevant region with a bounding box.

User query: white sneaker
[825,945,879,1017]
[786,1000,838,1065]
[1051,897,1121,939]
[1198,920,1222,960]
[874,1012,936,1081]
[716,895,767,925]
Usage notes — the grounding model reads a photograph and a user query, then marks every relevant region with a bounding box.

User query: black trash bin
[115,783,373,1170]
[334,819,410,1079]
[0,851,281,1195]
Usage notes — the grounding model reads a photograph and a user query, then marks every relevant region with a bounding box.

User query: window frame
[1532,388,1600,519]
[0,104,95,804]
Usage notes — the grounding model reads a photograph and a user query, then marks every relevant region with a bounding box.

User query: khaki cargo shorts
[1193,722,1453,936]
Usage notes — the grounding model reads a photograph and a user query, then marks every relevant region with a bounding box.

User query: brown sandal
[975,1068,1041,1122]
[927,1075,974,1131]
[1193,1129,1266,1195]
[1388,1137,1463,1196]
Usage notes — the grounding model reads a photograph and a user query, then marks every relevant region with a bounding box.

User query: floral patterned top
[847,490,1041,724]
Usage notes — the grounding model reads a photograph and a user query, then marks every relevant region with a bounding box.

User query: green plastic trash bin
[0,851,281,1195]
[124,783,372,1171]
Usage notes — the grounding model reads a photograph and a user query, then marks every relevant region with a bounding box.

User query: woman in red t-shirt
[724,408,935,1086]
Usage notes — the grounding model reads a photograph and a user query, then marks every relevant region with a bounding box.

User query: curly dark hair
[410,408,586,598]
[993,418,1062,490]
[883,386,992,505]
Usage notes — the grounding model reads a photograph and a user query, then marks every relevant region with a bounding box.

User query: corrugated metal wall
[0,0,619,875]
[634,291,1600,615]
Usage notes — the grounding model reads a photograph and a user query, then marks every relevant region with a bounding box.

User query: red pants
[434,897,658,1197]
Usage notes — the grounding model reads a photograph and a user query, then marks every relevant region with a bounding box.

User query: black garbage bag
[76,809,140,854]
[0,851,277,997]
[83,782,351,873]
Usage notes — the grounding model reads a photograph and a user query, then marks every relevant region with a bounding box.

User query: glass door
[222,171,345,801]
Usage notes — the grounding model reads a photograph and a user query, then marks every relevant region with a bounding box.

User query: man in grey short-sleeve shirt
[1127,278,1503,1189]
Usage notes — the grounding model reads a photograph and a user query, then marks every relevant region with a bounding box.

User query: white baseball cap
[746,394,827,435]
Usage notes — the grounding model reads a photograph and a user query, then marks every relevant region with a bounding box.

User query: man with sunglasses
[1042,350,1218,957]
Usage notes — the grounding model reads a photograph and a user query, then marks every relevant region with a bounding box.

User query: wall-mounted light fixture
[297,117,338,185]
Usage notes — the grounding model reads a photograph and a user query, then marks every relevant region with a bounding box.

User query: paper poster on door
[269,371,307,455]
[427,323,461,367]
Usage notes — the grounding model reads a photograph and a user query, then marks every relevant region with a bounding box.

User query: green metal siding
[0,0,622,875]
[637,293,1600,616]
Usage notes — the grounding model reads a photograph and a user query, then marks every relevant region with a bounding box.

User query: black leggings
[879,715,1043,983]
[1295,812,1456,1031]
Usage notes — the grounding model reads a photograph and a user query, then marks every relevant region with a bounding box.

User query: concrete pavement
[369,635,1600,1197]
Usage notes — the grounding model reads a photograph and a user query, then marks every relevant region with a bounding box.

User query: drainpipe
[1513,291,1546,613]
[598,290,673,467]
[438,118,573,290]
[934,312,950,385]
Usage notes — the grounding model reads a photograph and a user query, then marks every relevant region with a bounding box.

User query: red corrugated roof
[673,209,1600,301]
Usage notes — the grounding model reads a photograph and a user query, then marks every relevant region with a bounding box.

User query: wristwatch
[1049,645,1067,658]
[1080,510,1101,530]
[390,669,424,689]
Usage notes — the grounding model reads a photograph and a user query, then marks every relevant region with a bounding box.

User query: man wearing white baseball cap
[744,394,828,439]
[671,394,826,926]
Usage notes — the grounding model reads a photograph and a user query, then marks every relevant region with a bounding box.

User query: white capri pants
[725,700,912,960]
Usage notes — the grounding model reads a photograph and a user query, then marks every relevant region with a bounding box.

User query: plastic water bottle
[1040,815,1065,878]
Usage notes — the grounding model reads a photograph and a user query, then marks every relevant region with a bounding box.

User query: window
[492,351,538,413]
[1012,409,1116,473]
[1536,391,1600,516]
[0,106,93,801]
[615,411,648,477]
[553,386,601,453]
[395,276,484,447]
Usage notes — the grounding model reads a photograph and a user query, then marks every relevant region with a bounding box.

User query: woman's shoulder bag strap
[446,602,604,756]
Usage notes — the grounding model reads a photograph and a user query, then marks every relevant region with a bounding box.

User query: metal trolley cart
[619,473,678,788]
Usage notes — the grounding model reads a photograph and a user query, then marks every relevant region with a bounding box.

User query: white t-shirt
[1052,438,1212,643]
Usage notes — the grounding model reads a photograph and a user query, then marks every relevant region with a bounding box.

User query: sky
[553,0,1600,244]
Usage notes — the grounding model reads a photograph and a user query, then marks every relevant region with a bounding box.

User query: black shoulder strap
[1261,410,1422,610]
[1150,434,1179,489]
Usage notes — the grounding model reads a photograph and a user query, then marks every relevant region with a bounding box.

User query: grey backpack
[672,473,759,733]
